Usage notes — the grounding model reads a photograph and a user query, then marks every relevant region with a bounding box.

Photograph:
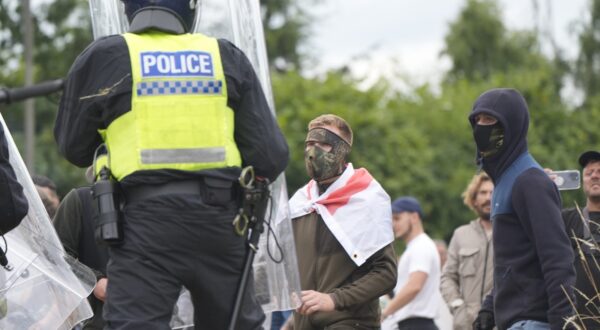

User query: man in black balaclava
[469,88,576,330]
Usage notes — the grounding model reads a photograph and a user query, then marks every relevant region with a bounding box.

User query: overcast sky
[307,0,589,85]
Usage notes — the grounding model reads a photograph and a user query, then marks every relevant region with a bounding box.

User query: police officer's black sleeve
[0,126,28,233]
[55,36,132,167]
[218,39,289,182]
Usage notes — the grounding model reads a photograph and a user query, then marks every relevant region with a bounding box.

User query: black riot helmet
[121,0,199,32]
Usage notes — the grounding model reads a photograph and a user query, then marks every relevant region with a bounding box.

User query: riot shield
[0,115,96,329]
[195,0,301,313]
[87,0,301,313]
[88,0,128,39]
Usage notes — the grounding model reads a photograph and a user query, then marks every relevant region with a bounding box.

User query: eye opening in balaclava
[304,128,351,182]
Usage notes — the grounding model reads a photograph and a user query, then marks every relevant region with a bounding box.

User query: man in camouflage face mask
[286,114,397,330]
[304,118,352,187]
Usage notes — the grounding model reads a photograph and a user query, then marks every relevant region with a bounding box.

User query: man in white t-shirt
[381,196,441,330]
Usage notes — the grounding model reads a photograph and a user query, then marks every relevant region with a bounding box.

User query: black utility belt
[123,178,238,205]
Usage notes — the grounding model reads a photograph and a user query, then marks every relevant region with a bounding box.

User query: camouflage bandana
[304,128,351,182]
[474,123,505,158]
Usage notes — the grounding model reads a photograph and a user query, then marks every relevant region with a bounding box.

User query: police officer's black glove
[472,310,494,330]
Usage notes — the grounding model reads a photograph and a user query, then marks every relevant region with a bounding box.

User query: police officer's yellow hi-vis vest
[99,32,242,181]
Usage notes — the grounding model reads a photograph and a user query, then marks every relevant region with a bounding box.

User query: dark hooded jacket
[468,89,575,330]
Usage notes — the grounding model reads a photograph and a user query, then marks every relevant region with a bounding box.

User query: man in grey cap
[381,196,441,330]
[561,150,600,328]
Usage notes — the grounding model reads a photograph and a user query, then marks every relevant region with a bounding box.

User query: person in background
[434,239,448,268]
[288,114,397,329]
[32,175,60,219]
[441,172,494,330]
[469,88,575,330]
[53,167,108,330]
[382,196,441,330]
[554,150,600,328]
[432,239,453,330]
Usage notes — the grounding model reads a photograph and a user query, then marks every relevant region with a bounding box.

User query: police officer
[54,1,289,329]
[0,124,28,234]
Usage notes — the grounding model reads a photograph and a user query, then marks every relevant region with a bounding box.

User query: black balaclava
[473,122,505,158]
[304,128,351,183]
[468,88,530,182]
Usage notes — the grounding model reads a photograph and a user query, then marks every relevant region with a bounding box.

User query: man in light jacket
[441,172,494,330]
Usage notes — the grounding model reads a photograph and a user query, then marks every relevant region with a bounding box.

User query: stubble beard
[585,182,600,201]
[400,222,413,241]
[476,205,491,221]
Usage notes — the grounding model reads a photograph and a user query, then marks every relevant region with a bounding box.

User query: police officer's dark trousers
[103,186,265,330]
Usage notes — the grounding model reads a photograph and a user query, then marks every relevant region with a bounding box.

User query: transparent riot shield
[194,0,301,312]
[88,0,128,38]
[0,115,96,329]
[87,0,301,313]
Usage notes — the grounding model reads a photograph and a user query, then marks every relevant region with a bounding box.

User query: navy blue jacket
[0,125,28,234]
[469,89,575,330]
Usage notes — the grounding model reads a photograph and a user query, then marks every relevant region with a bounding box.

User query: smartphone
[550,170,581,190]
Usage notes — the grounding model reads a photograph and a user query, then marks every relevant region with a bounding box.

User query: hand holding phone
[549,170,580,190]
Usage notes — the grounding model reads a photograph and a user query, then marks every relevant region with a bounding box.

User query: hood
[468,88,529,181]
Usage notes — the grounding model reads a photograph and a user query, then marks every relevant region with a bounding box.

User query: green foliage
[0,0,597,240]
[0,1,21,76]
[261,0,314,71]
[575,0,600,100]
[442,0,551,84]
[272,0,592,239]
[0,0,92,196]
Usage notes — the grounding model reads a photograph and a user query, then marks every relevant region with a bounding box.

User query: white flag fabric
[289,163,394,266]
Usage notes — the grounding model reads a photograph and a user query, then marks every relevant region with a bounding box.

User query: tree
[0,0,589,241]
[261,0,315,71]
[442,0,550,84]
[575,0,600,101]
[0,0,92,195]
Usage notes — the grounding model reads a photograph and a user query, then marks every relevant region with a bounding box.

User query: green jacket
[292,212,397,329]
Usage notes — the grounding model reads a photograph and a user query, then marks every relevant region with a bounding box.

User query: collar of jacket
[129,8,186,35]
[469,219,491,240]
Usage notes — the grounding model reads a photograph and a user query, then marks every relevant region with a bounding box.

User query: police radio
[92,166,123,245]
